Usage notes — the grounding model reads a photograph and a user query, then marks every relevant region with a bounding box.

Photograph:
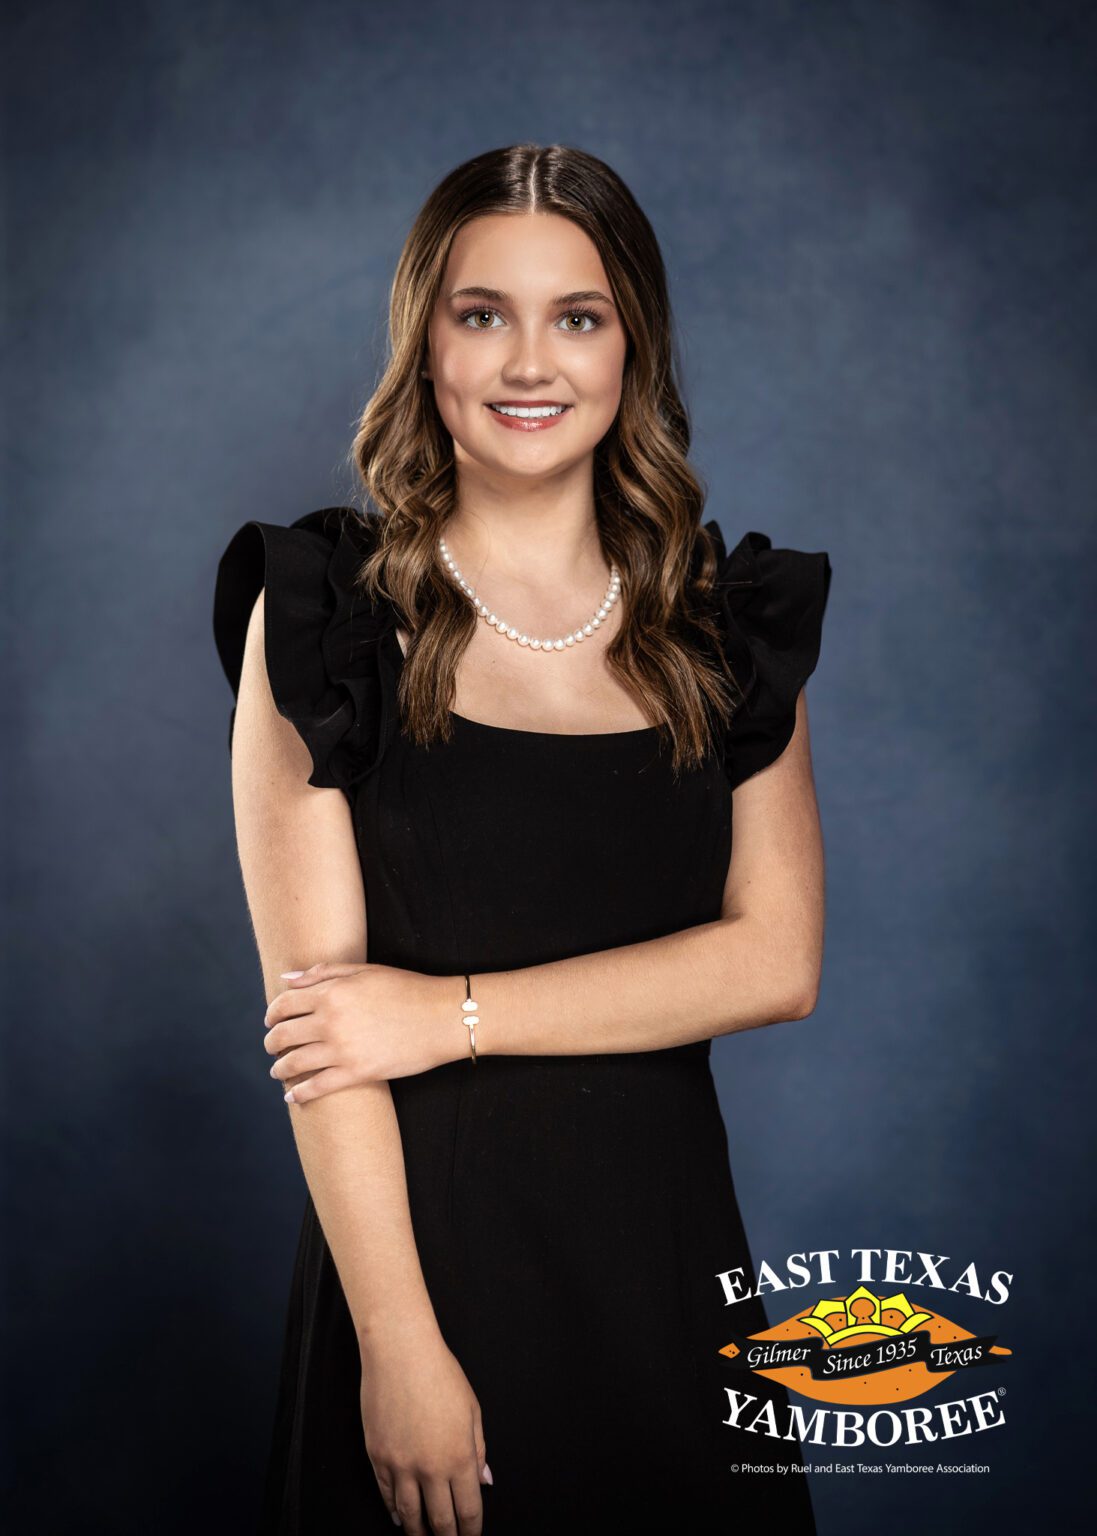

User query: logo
[715,1249,1012,1449]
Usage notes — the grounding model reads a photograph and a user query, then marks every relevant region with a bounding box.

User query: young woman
[214,143,831,1536]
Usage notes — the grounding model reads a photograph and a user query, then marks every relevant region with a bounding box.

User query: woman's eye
[461,309,504,330]
[557,310,600,333]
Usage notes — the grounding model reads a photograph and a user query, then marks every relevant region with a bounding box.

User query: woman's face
[424,212,627,483]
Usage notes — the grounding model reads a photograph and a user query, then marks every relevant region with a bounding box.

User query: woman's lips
[485,404,572,432]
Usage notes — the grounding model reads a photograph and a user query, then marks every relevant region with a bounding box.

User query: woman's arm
[235,592,493,1531]
[266,691,825,1099]
[463,689,825,1055]
[231,590,439,1345]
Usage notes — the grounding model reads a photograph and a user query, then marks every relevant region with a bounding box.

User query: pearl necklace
[437,535,621,651]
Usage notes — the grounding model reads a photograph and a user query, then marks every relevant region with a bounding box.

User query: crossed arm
[260,685,826,1100]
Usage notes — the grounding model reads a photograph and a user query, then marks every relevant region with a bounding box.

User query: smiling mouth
[486,403,571,418]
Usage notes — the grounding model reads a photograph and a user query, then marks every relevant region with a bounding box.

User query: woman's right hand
[359,1316,492,1535]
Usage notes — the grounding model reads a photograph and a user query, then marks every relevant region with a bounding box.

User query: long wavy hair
[347,142,744,776]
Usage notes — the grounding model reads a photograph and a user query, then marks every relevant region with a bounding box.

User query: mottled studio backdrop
[6,1,1095,1530]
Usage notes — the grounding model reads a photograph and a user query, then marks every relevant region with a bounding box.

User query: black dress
[213,507,832,1536]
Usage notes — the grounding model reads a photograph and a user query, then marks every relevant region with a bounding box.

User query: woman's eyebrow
[448,286,614,306]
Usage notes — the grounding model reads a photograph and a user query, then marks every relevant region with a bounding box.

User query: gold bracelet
[460,974,479,1065]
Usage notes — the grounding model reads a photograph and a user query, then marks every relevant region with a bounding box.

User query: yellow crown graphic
[797,1284,934,1345]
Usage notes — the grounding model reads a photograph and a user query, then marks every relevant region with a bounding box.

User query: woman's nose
[504,328,555,381]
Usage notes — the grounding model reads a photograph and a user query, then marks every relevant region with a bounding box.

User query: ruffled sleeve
[703,519,832,792]
[212,506,401,791]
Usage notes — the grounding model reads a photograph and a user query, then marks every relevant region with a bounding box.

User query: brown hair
[347,142,744,776]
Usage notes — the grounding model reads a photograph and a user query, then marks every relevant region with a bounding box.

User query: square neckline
[448,709,660,740]
[391,626,660,741]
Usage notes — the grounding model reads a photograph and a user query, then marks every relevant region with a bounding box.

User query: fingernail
[391,1514,401,1526]
[281,970,305,979]
[482,1462,493,1485]
[284,1089,295,1104]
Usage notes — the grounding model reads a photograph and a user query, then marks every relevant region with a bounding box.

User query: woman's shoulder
[228,504,386,583]
[699,517,832,598]
[212,505,399,791]
[699,517,833,791]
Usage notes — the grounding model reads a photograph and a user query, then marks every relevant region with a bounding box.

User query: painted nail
[269,1064,277,1078]
[281,970,305,979]
[482,1462,493,1484]
[284,1089,295,1104]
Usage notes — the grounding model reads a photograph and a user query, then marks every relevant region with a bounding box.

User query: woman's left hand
[263,962,462,1104]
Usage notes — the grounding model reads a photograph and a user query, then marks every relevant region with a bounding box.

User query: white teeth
[489,404,568,418]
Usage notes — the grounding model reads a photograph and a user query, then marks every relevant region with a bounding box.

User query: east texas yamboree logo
[719,1285,1012,1404]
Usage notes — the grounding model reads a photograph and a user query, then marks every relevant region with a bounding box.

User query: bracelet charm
[461,974,479,1065]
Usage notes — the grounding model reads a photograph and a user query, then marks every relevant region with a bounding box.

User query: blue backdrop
[7,0,1094,1530]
